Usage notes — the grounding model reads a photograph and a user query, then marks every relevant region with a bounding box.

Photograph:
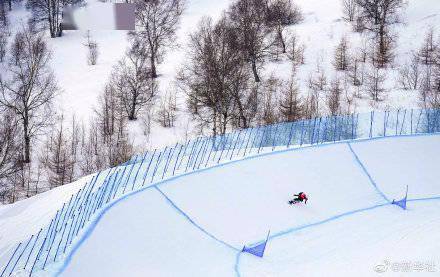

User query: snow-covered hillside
[6,0,439,151]
[52,134,440,276]
[1,0,440,205]
[0,0,439,275]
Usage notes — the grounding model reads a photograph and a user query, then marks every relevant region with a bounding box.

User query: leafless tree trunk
[41,116,75,188]
[418,28,437,65]
[0,111,21,202]
[356,0,404,67]
[84,31,99,65]
[112,41,157,120]
[279,72,303,121]
[398,52,420,90]
[326,77,343,115]
[364,65,387,101]
[0,27,57,163]
[156,89,178,127]
[334,36,350,71]
[179,16,252,135]
[266,0,303,54]
[260,74,281,124]
[0,30,7,62]
[133,0,185,78]
[342,0,357,22]
[229,0,273,82]
[286,32,305,67]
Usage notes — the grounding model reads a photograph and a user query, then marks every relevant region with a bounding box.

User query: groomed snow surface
[52,135,440,277]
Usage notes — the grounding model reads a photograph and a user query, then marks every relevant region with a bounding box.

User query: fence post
[258,126,267,153]
[236,128,249,156]
[151,151,164,180]
[244,126,258,156]
[217,134,228,163]
[24,228,42,270]
[225,131,237,159]
[131,152,149,191]
[315,118,322,144]
[300,120,305,146]
[53,223,68,262]
[186,138,199,170]
[272,124,279,151]
[399,109,407,135]
[230,130,242,160]
[310,118,317,145]
[322,117,328,142]
[162,145,176,179]
[197,137,210,169]
[351,114,355,139]
[0,243,21,277]
[286,122,295,148]
[192,139,207,170]
[142,149,156,187]
[395,109,400,135]
[204,137,215,168]
[173,144,184,175]
[177,139,190,170]
[122,156,138,194]
[10,235,33,275]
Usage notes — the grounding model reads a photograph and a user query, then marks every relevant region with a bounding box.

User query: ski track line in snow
[234,196,440,277]
[346,142,391,203]
[234,251,242,277]
[154,185,241,252]
[52,133,439,276]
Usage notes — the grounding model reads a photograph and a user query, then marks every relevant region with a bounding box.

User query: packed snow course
[0,109,440,276]
[61,135,440,277]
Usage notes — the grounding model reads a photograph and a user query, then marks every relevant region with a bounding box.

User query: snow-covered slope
[9,0,439,151]
[54,134,440,276]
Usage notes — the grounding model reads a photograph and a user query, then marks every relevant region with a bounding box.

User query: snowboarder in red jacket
[289,192,308,205]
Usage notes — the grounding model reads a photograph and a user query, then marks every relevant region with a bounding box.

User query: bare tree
[0,27,57,163]
[364,65,387,101]
[342,0,358,22]
[266,0,303,54]
[228,0,273,82]
[84,31,98,65]
[0,0,8,28]
[326,77,343,115]
[112,41,157,120]
[398,52,420,90]
[418,28,438,65]
[156,88,178,128]
[356,0,404,67]
[303,89,320,119]
[260,74,281,124]
[429,63,440,108]
[27,0,83,38]
[41,117,75,188]
[0,30,7,62]
[286,32,305,67]
[348,57,363,86]
[279,72,303,121]
[179,16,251,135]
[133,0,185,78]
[309,66,328,91]
[333,36,350,71]
[0,111,21,202]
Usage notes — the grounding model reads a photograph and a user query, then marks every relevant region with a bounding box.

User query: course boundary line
[346,142,391,203]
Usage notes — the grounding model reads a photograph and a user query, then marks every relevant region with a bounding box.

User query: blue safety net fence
[0,108,439,276]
